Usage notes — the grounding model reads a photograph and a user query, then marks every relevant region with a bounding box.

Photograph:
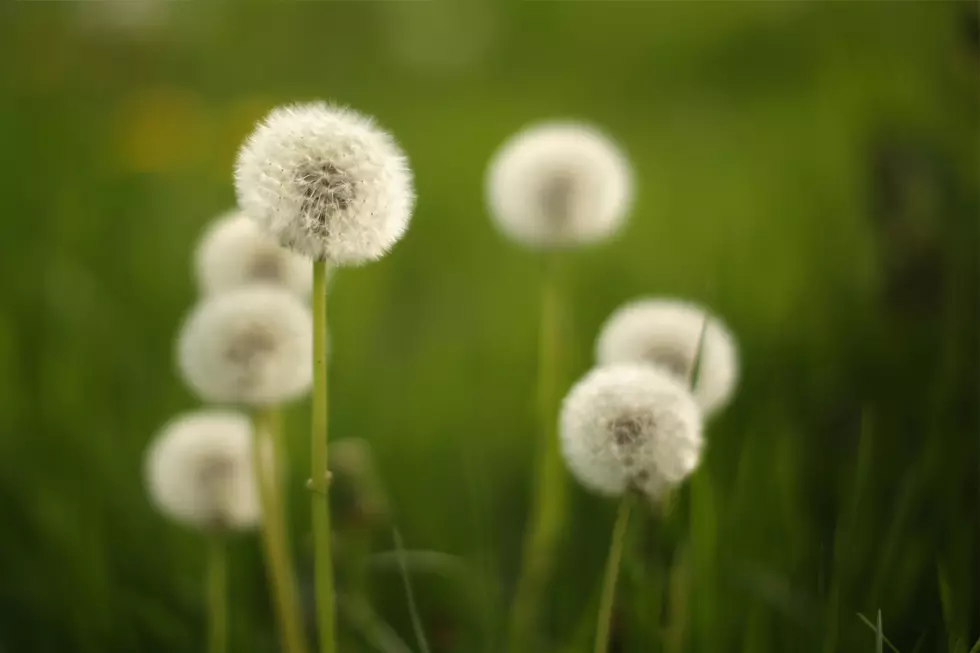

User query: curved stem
[311,260,336,653]
[207,533,228,653]
[594,497,633,653]
[253,408,310,653]
[508,254,566,652]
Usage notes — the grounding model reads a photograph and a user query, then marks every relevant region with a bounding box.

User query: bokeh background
[1,2,977,652]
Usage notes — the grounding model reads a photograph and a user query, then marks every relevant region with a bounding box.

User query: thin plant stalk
[311,260,337,653]
[207,533,228,653]
[594,496,633,653]
[253,408,310,653]
[508,254,566,652]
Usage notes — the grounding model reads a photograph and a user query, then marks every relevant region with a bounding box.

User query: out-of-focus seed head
[485,121,633,249]
[144,410,260,531]
[194,209,313,298]
[235,102,415,266]
[329,438,390,531]
[176,285,313,406]
[595,298,739,416]
[559,364,703,501]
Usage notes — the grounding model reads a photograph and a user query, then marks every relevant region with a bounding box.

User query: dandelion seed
[176,285,313,405]
[595,298,739,416]
[145,410,260,531]
[485,121,633,248]
[559,364,703,501]
[235,102,415,265]
[194,209,313,298]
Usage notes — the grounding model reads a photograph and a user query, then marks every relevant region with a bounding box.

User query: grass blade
[393,528,431,653]
[856,612,899,653]
[338,594,414,653]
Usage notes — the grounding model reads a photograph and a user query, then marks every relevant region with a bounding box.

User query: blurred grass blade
[936,561,956,652]
[393,528,431,653]
[368,550,467,577]
[338,594,414,653]
[909,633,926,653]
[687,313,709,389]
[856,612,899,653]
[877,610,883,653]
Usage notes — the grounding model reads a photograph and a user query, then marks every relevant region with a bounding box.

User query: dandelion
[236,101,415,653]
[485,121,633,249]
[595,298,739,416]
[144,411,257,652]
[559,364,703,653]
[560,364,704,501]
[491,120,634,650]
[194,209,312,298]
[145,409,260,531]
[329,438,390,530]
[234,102,415,266]
[145,410,259,653]
[176,285,313,406]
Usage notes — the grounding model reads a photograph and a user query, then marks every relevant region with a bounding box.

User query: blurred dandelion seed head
[195,210,312,298]
[595,298,739,416]
[176,286,313,405]
[559,364,703,501]
[329,438,390,529]
[485,121,633,249]
[234,102,415,265]
[145,410,260,531]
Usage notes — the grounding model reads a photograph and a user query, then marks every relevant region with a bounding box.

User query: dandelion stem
[594,496,632,653]
[207,533,228,653]
[311,260,337,653]
[253,407,309,653]
[508,254,566,652]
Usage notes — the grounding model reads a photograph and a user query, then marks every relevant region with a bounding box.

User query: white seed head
[235,102,415,265]
[176,285,313,406]
[559,364,703,501]
[595,298,739,416]
[194,209,313,298]
[145,410,260,531]
[485,121,633,249]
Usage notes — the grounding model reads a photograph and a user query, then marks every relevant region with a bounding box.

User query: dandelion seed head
[595,298,739,416]
[485,121,633,248]
[177,285,313,405]
[194,209,312,298]
[559,364,703,501]
[235,102,415,265]
[144,410,260,531]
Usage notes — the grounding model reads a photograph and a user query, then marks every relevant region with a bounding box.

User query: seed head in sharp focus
[144,410,261,531]
[595,298,739,417]
[194,209,313,298]
[234,102,416,266]
[176,285,313,406]
[559,364,703,502]
[485,121,633,249]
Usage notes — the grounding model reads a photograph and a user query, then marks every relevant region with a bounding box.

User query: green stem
[311,260,336,653]
[253,408,310,653]
[207,533,228,653]
[508,255,566,652]
[594,497,633,653]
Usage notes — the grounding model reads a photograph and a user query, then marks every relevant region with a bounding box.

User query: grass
[0,2,977,652]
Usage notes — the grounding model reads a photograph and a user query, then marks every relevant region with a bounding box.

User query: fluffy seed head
[144,410,260,531]
[177,285,313,405]
[595,298,739,416]
[235,102,415,265]
[194,209,312,298]
[560,364,703,501]
[485,121,633,248]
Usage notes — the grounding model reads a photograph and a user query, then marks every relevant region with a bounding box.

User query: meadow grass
[0,2,976,652]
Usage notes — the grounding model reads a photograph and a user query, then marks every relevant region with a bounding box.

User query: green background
[1,2,977,652]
